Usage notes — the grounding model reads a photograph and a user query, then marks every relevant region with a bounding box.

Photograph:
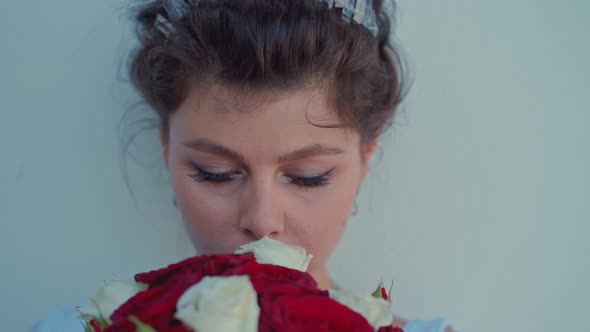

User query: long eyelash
[290,168,335,188]
[188,164,234,183]
[188,163,334,188]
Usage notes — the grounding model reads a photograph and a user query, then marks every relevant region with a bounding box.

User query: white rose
[174,275,259,332]
[234,236,313,272]
[329,289,394,330]
[79,280,148,322]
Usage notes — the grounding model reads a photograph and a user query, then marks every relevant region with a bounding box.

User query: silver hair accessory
[155,0,380,37]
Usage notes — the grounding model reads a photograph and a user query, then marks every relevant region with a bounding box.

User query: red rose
[89,319,102,332]
[100,252,404,332]
[107,284,190,332]
[381,287,388,300]
[106,253,256,331]
[378,326,405,332]
[223,261,320,294]
[258,294,375,332]
[135,253,255,286]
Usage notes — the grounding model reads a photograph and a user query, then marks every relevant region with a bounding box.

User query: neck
[310,268,336,290]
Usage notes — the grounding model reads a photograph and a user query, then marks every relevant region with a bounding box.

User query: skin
[159,83,455,331]
[159,83,375,290]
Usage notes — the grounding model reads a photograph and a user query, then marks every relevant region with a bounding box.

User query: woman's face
[160,84,375,280]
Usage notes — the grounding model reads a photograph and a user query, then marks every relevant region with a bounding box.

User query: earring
[352,200,358,216]
[172,195,177,208]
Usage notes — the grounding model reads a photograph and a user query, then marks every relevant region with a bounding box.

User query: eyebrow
[183,138,247,164]
[277,144,344,163]
[182,139,344,163]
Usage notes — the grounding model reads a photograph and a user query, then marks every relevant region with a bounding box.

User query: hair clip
[155,13,174,35]
[164,0,189,20]
[157,0,381,37]
[327,0,379,36]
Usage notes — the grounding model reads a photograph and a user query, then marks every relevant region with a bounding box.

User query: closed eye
[188,163,240,183]
[188,163,335,189]
[288,168,334,188]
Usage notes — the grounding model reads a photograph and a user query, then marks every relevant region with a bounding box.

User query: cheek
[171,171,240,253]
[289,175,359,262]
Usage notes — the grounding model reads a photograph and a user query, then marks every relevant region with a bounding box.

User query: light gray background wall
[1,1,588,331]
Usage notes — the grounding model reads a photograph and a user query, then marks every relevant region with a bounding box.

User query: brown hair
[128,0,407,145]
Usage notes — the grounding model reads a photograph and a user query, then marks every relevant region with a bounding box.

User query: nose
[238,177,285,240]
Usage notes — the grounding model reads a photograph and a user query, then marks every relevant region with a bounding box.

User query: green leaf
[82,321,94,332]
[91,300,111,328]
[129,315,158,332]
[97,314,110,329]
[371,285,382,298]
[371,279,384,299]
[387,280,394,304]
[77,301,112,328]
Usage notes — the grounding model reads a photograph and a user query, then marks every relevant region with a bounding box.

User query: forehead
[168,84,360,154]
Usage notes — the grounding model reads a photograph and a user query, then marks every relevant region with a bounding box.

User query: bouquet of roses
[78,237,403,332]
